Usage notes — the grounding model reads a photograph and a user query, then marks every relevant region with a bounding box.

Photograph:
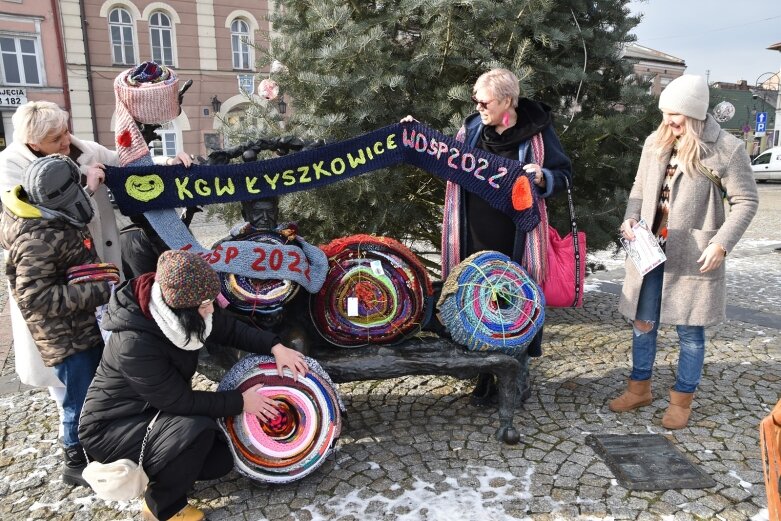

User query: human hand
[523,163,544,187]
[166,151,194,168]
[697,243,726,273]
[400,115,417,123]
[241,383,280,422]
[620,219,638,241]
[270,343,308,381]
[85,164,106,193]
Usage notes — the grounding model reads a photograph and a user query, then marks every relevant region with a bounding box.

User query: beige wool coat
[618,115,758,326]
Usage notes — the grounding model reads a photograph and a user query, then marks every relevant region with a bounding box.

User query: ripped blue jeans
[629,264,705,393]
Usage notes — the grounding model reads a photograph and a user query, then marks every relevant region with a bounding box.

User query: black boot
[470,373,498,407]
[62,444,88,487]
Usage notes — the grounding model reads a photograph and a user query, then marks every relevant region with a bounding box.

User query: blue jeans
[53,346,102,448]
[628,264,705,394]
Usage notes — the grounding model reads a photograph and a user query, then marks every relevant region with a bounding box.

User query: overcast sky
[628,0,781,86]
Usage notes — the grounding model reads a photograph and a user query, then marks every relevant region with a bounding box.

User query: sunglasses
[471,95,495,110]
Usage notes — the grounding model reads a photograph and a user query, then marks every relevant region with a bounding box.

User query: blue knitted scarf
[106,122,540,289]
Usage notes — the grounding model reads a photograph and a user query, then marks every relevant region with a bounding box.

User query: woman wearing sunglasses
[403,68,572,405]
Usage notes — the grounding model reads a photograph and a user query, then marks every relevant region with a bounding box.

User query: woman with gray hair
[403,68,572,404]
[0,101,124,430]
[0,100,190,485]
[0,101,121,266]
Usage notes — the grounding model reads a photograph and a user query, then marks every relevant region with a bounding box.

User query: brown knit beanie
[156,250,221,309]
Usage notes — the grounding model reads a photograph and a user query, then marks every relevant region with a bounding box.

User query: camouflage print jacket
[0,186,111,366]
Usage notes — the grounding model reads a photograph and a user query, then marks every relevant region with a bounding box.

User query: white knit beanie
[658,75,709,121]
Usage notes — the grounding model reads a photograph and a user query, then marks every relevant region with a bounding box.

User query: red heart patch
[117,129,132,148]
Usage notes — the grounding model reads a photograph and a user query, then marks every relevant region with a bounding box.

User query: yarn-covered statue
[113,61,195,279]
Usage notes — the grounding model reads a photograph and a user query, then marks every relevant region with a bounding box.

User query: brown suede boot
[662,389,694,429]
[608,379,653,412]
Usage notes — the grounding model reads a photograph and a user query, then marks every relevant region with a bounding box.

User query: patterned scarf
[441,130,547,282]
[113,62,180,166]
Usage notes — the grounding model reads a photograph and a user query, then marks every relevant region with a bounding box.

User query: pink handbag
[541,179,586,307]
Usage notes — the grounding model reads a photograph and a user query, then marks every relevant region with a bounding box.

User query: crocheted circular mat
[437,251,545,356]
[217,355,343,484]
[219,230,300,315]
[310,234,433,348]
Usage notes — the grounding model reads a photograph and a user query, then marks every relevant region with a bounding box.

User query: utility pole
[767,42,781,147]
[705,69,710,85]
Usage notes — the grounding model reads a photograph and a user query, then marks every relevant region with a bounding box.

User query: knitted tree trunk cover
[310,234,434,348]
[437,251,545,355]
[217,355,344,484]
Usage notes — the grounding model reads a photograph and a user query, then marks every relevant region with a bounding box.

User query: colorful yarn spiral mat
[310,234,434,348]
[219,229,300,315]
[216,354,344,484]
[66,263,121,285]
[437,251,545,356]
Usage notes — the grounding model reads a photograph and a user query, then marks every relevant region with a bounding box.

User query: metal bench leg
[516,352,531,404]
[493,366,520,445]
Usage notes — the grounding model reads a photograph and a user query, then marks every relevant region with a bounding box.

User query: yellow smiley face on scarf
[125,174,165,202]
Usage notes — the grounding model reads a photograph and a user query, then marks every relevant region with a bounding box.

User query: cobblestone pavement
[1,185,780,521]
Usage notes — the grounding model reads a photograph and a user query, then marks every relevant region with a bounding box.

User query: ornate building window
[149,12,174,66]
[230,19,251,70]
[109,7,136,65]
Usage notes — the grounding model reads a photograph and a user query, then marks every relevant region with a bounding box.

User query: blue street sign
[756,112,768,135]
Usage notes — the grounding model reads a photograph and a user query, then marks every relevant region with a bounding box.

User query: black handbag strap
[562,177,582,307]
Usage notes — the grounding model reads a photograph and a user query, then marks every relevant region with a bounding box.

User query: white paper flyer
[620,219,667,276]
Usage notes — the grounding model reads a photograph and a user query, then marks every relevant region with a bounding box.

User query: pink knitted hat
[113,62,181,166]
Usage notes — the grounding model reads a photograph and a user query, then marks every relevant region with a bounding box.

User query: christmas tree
[243,0,658,266]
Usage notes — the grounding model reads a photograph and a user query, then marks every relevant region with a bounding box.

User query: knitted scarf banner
[106,122,540,287]
[104,122,541,231]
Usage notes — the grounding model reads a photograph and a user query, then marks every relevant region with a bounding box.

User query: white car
[751,146,781,182]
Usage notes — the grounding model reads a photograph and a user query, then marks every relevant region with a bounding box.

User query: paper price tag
[370,260,384,276]
[347,297,359,316]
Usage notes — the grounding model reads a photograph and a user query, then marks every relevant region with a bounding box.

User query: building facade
[0,0,70,149]
[621,43,686,97]
[0,0,273,156]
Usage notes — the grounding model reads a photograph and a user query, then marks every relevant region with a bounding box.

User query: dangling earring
[501,111,511,127]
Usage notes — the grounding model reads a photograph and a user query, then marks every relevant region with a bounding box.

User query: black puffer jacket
[78,278,279,473]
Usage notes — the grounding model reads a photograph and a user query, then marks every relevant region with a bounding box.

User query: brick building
[621,42,686,97]
[0,0,274,156]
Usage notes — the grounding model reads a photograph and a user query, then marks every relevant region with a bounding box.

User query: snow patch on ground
[298,466,536,521]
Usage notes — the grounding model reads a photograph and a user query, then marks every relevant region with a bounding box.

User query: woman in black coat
[79,250,307,521]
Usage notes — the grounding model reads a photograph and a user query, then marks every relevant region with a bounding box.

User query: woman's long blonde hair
[654,116,708,176]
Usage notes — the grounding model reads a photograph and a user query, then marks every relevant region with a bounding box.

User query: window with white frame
[109,7,136,65]
[230,19,251,70]
[0,35,41,85]
[152,129,178,157]
[149,12,173,66]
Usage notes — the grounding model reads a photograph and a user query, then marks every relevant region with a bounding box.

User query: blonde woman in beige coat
[609,75,758,429]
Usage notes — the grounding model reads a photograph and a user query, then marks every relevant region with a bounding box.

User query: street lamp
[211,95,222,115]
